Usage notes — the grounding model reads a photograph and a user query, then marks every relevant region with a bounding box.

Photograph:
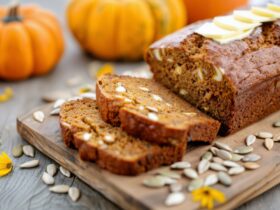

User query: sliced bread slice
[59,98,186,175]
[96,74,220,145]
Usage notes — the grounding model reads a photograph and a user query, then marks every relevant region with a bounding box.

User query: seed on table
[42,172,55,185]
[242,154,261,162]
[243,162,260,170]
[169,183,183,193]
[143,177,166,188]
[222,160,241,168]
[47,164,57,176]
[12,144,23,158]
[264,138,274,151]
[60,166,71,177]
[197,159,210,174]
[49,185,70,194]
[212,157,224,164]
[274,135,280,142]
[218,172,232,186]
[256,131,273,139]
[210,163,227,172]
[228,166,245,175]
[273,120,280,127]
[155,175,177,185]
[68,187,81,202]
[157,171,181,179]
[165,192,186,206]
[204,174,218,186]
[170,161,191,170]
[216,149,232,160]
[231,154,244,162]
[234,146,253,154]
[214,142,232,152]
[23,145,35,157]
[201,151,213,161]
[209,147,219,155]
[184,168,198,179]
[20,160,40,169]
[188,179,204,192]
[246,135,256,146]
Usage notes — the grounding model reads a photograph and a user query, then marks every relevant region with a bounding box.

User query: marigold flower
[0,87,13,103]
[0,152,13,177]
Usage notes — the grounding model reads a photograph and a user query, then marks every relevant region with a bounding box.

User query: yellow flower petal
[0,87,13,103]
[96,63,115,78]
[0,152,13,177]
[210,188,226,203]
[0,166,12,177]
[207,196,214,209]
[0,152,12,164]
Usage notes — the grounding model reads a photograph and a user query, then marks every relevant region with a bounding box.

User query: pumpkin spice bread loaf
[145,20,280,135]
[59,98,186,175]
[96,74,220,145]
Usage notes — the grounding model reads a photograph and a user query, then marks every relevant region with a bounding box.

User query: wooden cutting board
[17,103,280,210]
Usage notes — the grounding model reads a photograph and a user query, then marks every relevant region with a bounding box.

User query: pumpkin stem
[3,2,22,23]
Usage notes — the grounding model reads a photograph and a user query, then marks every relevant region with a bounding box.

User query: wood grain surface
[0,0,278,210]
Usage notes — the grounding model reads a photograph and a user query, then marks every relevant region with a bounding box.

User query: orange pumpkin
[184,0,248,23]
[67,0,187,61]
[0,4,64,81]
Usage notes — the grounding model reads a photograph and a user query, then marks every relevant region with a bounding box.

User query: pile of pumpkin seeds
[142,126,280,207]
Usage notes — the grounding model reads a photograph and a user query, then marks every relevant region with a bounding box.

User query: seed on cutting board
[23,145,35,157]
[143,177,166,188]
[20,160,40,169]
[50,108,60,116]
[42,172,55,185]
[243,162,260,170]
[212,157,224,164]
[60,166,71,177]
[231,154,244,162]
[12,144,23,158]
[188,179,204,192]
[228,166,245,175]
[49,185,70,194]
[209,147,219,155]
[53,99,66,109]
[216,149,232,160]
[210,163,227,172]
[157,171,181,179]
[242,154,261,162]
[222,160,241,168]
[214,142,232,152]
[197,159,210,174]
[165,192,185,206]
[204,174,218,186]
[33,111,45,122]
[68,187,81,202]
[273,120,280,127]
[274,135,280,142]
[256,131,273,139]
[246,135,256,146]
[170,161,191,169]
[155,175,177,185]
[234,146,253,154]
[47,164,57,176]
[169,183,183,193]
[183,168,198,179]
[201,151,213,161]
[218,172,232,186]
[264,138,274,150]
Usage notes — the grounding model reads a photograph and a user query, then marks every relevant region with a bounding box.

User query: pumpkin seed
[12,144,23,158]
[197,159,210,174]
[68,187,81,202]
[201,151,213,161]
[274,135,280,142]
[228,166,245,175]
[209,147,219,155]
[273,120,280,127]
[214,142,232,152]
[234,146,253,154]
[210,163,227,172]
[218,172,232,186]
[242,154,261,162]
[147,112,158,121]
[50,108,60,116]
[169,183,183,193]
[212,157,224,164]
[231,154,244,162]
[188,179,204,192]
[264,138,274,150]
[222,161,241,168]
[246,135,256,146]
[170,161,191,170]
[157,171,181,179]
[155,175,177,185]
[59,166,71,177]
[216,149,232,160]
[165,192,185,206]
[143,177,166,188]
[256,131,273,139]
[53,99,66,109]
[243,162,260,170]
[47,164,57,176]
[33,111,45,122]
[20,160,40,169]
[49,185,70,194]
[204,174,218,186]
[23,145,35,157]
[183,168,198,179]
[42,172,55,185]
